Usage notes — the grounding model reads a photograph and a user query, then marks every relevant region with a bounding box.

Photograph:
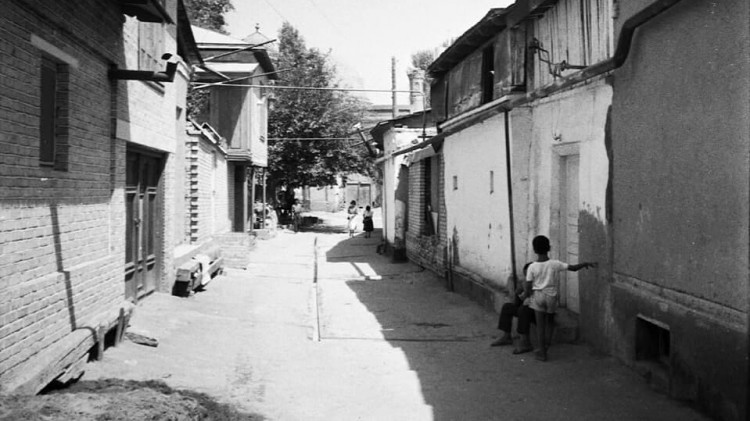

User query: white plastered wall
[443,114,512,289]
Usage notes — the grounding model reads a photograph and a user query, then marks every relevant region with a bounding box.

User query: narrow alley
[71,212,707,421]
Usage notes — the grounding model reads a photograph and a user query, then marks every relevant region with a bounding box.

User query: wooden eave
[427,8,508,76]
[196,46,276,80]
[226,151,253,162]
[177,0,203,65]
[428,0,563,77]
[119,0,174,24]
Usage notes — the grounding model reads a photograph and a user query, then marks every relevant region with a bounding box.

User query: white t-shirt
[526,260,568,296]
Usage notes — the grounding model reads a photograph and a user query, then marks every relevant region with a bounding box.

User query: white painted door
[560,154,580,313]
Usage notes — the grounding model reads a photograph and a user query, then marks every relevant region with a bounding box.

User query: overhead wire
[189,82,423,95]
[261,0,287,20]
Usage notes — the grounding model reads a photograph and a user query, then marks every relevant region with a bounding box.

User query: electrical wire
[190,82,423,94]
[261,0,287,20]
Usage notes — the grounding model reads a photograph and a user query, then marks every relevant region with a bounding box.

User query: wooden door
[125,150,162,301]
[559,154,580,313]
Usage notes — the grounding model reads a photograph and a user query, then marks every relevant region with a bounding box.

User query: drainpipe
[109,53,178,83]
[504,111,518,292]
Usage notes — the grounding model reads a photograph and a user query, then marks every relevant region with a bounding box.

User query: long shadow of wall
[323,233,509,420]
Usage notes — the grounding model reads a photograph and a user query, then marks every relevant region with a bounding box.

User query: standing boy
[525,235,596,361]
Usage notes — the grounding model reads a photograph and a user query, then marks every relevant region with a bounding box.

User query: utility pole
[391,56,397,118]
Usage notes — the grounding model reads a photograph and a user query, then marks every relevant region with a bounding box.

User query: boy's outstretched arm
[567,262,597,272]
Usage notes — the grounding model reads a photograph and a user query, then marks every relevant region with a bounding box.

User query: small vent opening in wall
[636,315,670,367]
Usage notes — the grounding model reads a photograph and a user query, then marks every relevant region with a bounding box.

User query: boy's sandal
[512,346,533,355]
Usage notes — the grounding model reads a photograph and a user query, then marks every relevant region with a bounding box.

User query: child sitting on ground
[525,235,596,362]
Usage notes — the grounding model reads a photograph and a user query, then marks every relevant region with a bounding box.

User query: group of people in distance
[346,200,374,238]
[289,199,374,237]
[491,235,596,362]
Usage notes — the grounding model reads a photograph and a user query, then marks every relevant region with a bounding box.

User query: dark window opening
[39,54,69,170]
[636,316,671,367]
[481,45,495,104]
[423,159,433,236]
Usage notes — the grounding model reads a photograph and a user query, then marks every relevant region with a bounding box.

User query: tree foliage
[183,0,234,33]
[268,22,372,191]
[411,49,435,71]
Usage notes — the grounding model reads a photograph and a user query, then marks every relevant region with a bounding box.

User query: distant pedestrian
[491,262,535,354]
[347,200,358,237]
[291,199,302,232]
[362,205,374,238]
[525,235,596,361]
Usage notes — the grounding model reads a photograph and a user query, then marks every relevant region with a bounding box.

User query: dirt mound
[0,379,263,421]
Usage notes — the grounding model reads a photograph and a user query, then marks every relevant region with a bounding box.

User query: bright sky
[224,0,513,105]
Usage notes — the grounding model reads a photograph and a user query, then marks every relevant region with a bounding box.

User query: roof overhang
[176,0,202,65]
[119,0,174,24]
[427,0,563,78]
[427,8,508,76]
[197,62,260,75]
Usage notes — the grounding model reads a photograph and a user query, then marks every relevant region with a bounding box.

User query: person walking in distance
[291,199,302,232]
[525,235,596,361]
[347,200,358,237]
[362,205,374,238]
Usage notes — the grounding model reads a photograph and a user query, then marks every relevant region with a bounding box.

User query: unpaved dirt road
[0,211,708,421]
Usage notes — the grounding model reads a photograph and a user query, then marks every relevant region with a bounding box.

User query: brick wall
[187,136,231,244]
[0,0,126,385]
[406,155,447,274]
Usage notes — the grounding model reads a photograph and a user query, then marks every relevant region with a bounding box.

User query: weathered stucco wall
[523,79,611,259]
[614,0,749,313]
[520,78,611,334]
[443,114,512,290]
[612,1,749,419]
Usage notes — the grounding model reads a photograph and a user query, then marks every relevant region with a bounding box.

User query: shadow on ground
[321,229,706,421]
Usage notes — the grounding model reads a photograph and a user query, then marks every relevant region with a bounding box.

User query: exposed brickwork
[0,0,126,385]
[406,155,447,275]
[0,0,188,391]
[186,132,231,244]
